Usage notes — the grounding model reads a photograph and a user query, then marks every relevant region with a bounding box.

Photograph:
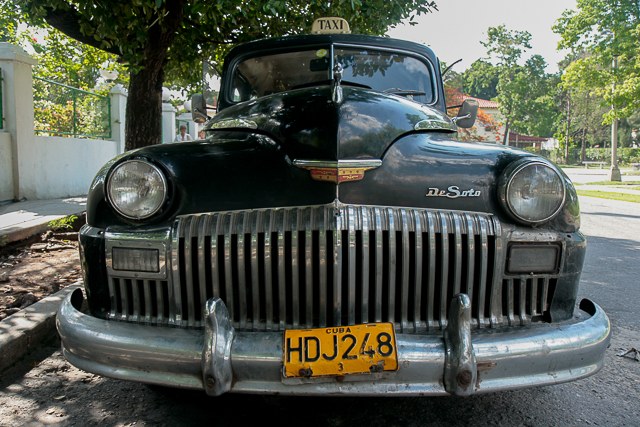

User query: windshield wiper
[292,80,372,90]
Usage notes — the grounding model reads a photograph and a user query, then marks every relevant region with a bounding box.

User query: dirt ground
[0,231,81,321]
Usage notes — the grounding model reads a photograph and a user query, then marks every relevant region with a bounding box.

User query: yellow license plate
[282,323,398,378]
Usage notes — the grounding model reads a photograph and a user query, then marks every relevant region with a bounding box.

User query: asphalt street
[0,193,638,427]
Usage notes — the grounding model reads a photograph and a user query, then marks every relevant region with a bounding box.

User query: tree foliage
[554,0,640,123]
[480,25,560,144]
[14,0,437,150]
[462,60,499,100]
[1,2,128,91]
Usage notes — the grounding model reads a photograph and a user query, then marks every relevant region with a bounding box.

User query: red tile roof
[463,95,500,109]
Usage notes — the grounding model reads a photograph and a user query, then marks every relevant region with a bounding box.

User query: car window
[230,46,434,104]
[231,48,332,102]
[334,48,434,104]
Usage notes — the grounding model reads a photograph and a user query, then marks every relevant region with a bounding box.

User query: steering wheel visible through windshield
[230,46,435,104]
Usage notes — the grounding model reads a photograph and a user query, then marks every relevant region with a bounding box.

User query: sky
[388,0,577,74]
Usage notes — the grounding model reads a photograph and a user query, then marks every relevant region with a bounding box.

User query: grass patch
[575,181,640,186]
[577,190,640,203]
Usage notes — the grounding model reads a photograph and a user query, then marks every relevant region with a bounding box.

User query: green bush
[584,148,640,165]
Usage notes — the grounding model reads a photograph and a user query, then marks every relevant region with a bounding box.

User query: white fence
[0,42,195,202]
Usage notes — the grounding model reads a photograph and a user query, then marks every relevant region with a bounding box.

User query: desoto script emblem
[426,186,481,198]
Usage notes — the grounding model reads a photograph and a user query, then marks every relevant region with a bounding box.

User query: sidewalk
[563,168,640,195]
[0,197,87,244]
[0,197,87,372]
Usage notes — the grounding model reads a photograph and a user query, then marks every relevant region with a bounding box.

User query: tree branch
[42,5,121,56]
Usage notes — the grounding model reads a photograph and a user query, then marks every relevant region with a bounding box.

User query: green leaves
[554,0,640,122]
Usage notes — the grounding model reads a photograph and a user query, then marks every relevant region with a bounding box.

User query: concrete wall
[0,132,13,201]
[0,43,128,200]
[32,136,119,198]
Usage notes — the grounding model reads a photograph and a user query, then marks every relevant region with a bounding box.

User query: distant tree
[554,0,640,123]
[481,26,560,144]
[15,0,437,151]
[462,60,499,100]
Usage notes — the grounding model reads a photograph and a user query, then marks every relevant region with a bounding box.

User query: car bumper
[57,289,611,396]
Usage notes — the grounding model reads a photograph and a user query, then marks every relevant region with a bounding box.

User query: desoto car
[58,17,611,397]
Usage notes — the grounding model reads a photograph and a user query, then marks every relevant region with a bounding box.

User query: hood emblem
[426,186,481,198]
[294,159,382,184]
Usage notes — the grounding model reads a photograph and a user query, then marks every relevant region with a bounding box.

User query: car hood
[206,86,456,160]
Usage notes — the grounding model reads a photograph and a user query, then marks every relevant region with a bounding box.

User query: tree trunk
[581,127,587,163]
[503,120,510,146]
[124,0,185,151]
[125,66,165,151]
[565,94,571,165]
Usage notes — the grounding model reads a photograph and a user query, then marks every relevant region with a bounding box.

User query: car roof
[223,33,439,64]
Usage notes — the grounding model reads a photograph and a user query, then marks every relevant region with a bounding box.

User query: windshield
[230,46,435,104]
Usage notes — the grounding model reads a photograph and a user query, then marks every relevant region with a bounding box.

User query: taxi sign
[283,323,398,378]
[311,17,351,34]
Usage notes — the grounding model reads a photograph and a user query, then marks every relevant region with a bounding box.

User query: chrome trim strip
[208,118,258,130]
[293,159,383,169]
[414,119,457,132]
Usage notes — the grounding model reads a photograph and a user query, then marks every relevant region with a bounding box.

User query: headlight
[498,160,565,224]
[107,160,167,219]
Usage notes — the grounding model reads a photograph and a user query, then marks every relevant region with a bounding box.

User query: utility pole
[565,92,571,165]
[608,56,621,181]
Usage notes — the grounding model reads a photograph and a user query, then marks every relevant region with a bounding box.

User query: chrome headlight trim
[498,159,566,225]
[106,159,168,220]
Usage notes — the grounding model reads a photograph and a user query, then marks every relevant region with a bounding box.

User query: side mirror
[453,99,479,129]
[191,93,208,124]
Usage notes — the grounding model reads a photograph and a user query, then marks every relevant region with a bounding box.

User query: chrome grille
[105,204,557,331]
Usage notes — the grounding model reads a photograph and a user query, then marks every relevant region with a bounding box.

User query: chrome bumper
[57,289,611,396]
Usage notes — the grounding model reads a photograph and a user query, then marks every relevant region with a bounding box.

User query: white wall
[0,43,128,200]
[0,132,13,201]
[32,135,119,198]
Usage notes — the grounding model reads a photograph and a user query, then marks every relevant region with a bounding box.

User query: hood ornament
[332,63,343,104]
[294,159,382,184]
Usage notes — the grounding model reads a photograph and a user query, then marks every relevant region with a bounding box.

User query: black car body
[58,21,611,396]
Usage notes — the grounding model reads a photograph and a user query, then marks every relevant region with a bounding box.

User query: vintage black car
[58,18,611,396]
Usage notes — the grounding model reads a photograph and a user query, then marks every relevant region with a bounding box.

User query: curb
[1,210,86,245]
[0,281,82,373]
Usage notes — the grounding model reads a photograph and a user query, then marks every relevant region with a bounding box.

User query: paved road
[0,195,638,427]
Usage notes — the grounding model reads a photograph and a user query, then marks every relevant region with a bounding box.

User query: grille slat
[374,208,384,323]
[347,206,357,326]
[143,279,152,324]
[197,216,209,327]
[387,208,397,326]
[425,211,437,331]
[400,210,411,332]
[250,211,261,331]
[304,210,313,329]
[413,211,423,333]
[106,204,555,332]
[439,217,449,329]
[264,211,274,331]
[476,216,489,328]
[277,211,286,331]
[185,216,197,328]
[361,207,370,324]
[237,213,248,330]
